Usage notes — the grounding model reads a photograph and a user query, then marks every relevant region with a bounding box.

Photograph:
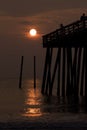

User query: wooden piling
[19,56,24,89]
[45,48,50,94]
[57,48,61,96]
[66,48,73,96]
[80,48,85,96]
[84,48,87,97]
[34,56,36,89]
[45,48,53,95]
[72,48,78,96]
[66,48,71,96]
[77,48,82,94]
[61,48,66,97]
[41,48,49,94]
[70,48,73,95]
[49,48,61,95]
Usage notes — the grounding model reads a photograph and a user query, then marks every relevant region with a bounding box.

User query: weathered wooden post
[57,48,61,96]
[73,48,78,96]
[80,48,85,96]
[19,56,24,89]
[77,48,82,96]
[45,48,53,95]
[61,48,66,97]
[34,56,36,89]
[66,48,73,96]
[41,48,50,94]
[84,47,87,105]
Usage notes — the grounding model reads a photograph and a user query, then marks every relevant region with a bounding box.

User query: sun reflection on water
[22,79,42,117]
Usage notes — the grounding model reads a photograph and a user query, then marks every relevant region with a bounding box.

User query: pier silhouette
[41,14,87,98]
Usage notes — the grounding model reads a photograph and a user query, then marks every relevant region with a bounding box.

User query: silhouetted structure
[34,56,36,89]
[41,14,87,97]
[19,56,24,89]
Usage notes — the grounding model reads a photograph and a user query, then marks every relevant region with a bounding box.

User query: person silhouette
[80,13,87,20]
[60,24,65,36]
[80,13,85,20]
[80,13,87,28]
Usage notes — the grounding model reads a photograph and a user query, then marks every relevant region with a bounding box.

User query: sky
[0,0,87,79]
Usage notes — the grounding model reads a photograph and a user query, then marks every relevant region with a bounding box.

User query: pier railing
[43,18,87,47]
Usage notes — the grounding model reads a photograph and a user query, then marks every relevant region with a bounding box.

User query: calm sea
[0,78,87,129]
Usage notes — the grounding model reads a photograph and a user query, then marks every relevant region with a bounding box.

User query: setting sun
[29,29,37,36]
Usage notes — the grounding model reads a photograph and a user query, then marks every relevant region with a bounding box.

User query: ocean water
[0,78,87,129]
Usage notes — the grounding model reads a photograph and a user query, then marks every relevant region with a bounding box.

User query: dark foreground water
[0,79,87,129]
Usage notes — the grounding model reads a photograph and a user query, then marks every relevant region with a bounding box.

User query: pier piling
[19,56,24,89]
[34,56,36,89]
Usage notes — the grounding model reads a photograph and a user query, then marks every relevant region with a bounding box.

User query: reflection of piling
[19,56,24,89]
[34,56,36,89]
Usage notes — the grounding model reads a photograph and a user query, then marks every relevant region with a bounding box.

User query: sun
[29,29,37,36]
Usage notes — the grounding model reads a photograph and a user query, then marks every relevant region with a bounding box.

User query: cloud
[0,11,8,16]
[19,8,87,28]
[14,7,87,39]
[0,7,87,40]
[0,0,87,17]
[19,21,32,26]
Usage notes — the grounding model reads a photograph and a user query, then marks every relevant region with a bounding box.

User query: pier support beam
[84,47,87,105]
[61,48,66,97]
[80,48,84,96]
[45,48,53,95]
[41,48,53,95]
[19,56,24,89]
[49,48,61,95]
[34,56,36,89]
[57,48,61,96]
[42,47,85,97]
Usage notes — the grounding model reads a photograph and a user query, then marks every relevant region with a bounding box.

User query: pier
[41,14,87,97]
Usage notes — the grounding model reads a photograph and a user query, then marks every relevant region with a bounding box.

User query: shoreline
[0,120,87,130]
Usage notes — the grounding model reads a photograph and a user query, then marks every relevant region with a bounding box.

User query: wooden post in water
[85,48,87,97]
[19,56,24,89]
[66,48,70,96]
[57,48,61,96]
[34,56,36,89]
[61,48,66,97]
[80,48,85,96]
[72,48,78,96]
[77,48,81,95]
[45,48,53,95]
[66,48,73,96]
[41,48,49,94]
[49,48,61,95]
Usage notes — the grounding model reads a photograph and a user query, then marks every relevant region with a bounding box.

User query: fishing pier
[41,14,87,97]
